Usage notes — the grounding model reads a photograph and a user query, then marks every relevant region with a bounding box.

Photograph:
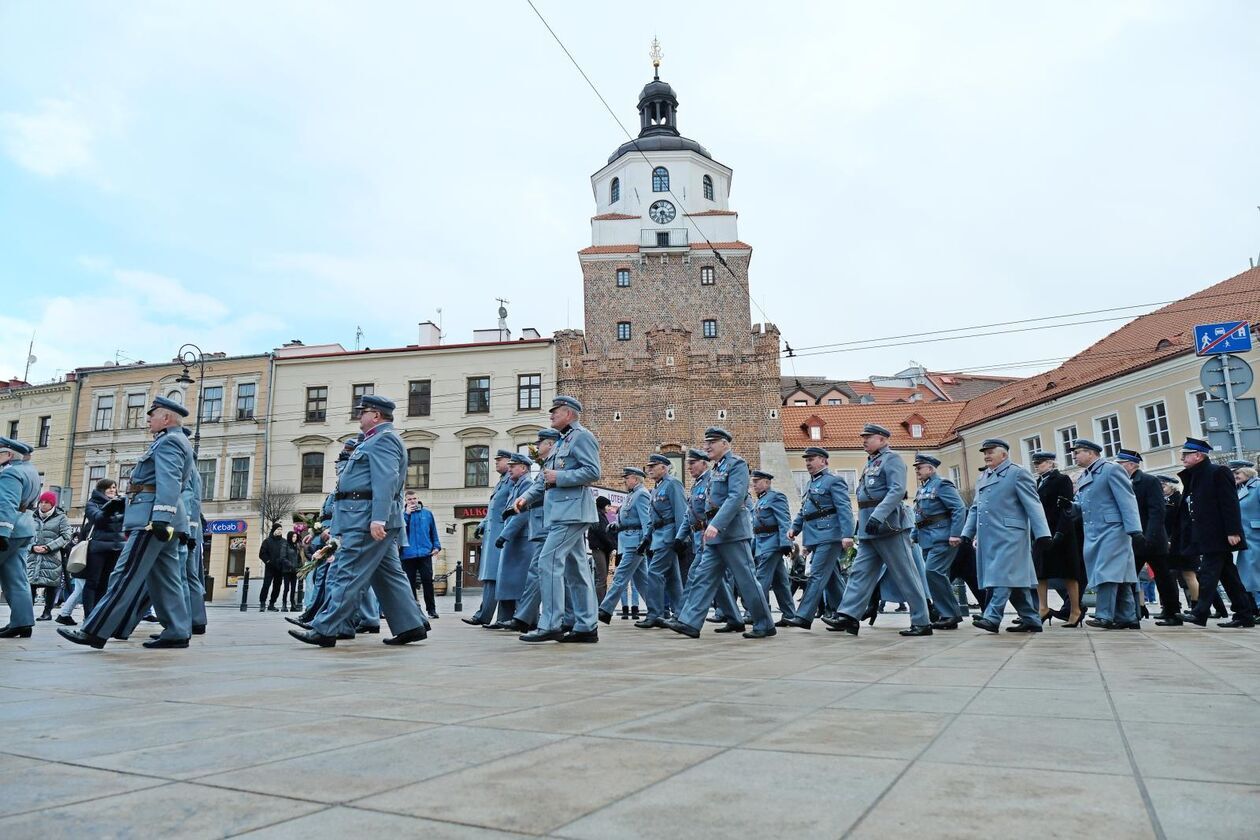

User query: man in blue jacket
[1072,439,1144,629]
[645,453,688,624]
[401,492,441,618]
[599,467,654,624]
[912,453,967,629]
[784,447,854,629]
[751,470,801,626]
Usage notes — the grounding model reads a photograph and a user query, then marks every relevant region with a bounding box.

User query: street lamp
[175,343,207,459]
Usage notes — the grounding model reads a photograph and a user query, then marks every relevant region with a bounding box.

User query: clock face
[648,200,676,224]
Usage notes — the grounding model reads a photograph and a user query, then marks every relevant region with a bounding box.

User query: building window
[652,166,669,192]
[949,466,962,487]
[655,231,669,247]
[1191,390,1210,437]
[408,380,431,416]
[703,174,714,201]
[118,464,134,495]
[1142,401,1171,449]
[93,395,114,431]
[809,425,822,441]
[235,383,256,420]
[826,399,842,406]
[6,420,16,438]
[1055,426,1077,461]
[1022,435,1042,464]
[793,399,809,406]
[350,383,374,419]
[125,392,147,428]
[38,416,51,448]
[300,452,324,494]
[617,321,632,341]
[610,176,620,203]
[305,387,328,423]
[701,266,715,285]
[466,377,490,413]
[229,457,250,500]
[702,319,718,338]
[200,386,223,422]
[88,465,105,492]
[407,447,430,489]
[910,424,924,438]
[1096,414,1122,458]
[197,459,216,501]
[167,389,183,404]
[616,268,630,287]
[464,445,489,488]
[517,374,542,410]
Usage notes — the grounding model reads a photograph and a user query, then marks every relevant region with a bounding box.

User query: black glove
[474,523,485,539]
[0,535,8,551]
[494,536,506,549]
[103,497,125,514]
[1034,535,1053,551]
[1051,531,1066,546]
[1130,533,1147,553]
[780,545,793,557]
[638,538,651,555]
[501,508,518,521]
[607,522,620,535]
[1057,497,1074,512]
[673,538,688,556]
[149,523,174,542]
[864,517,886,537]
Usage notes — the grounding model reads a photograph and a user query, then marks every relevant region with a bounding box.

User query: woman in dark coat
[81,478,126,617]
[1031,451,1085,625]
[281,531,303,612]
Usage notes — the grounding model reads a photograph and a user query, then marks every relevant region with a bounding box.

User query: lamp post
[175,343,207,459]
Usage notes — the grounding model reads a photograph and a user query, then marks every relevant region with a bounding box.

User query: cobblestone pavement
[1,598,1258,839]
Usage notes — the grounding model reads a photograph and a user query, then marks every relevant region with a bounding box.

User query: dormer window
[703,175,714,201]
[809,426,822,441]
[610,177,620,204]
[652,167,669,192]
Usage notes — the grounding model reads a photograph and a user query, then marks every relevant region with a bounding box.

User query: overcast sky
[2,1,1257,386]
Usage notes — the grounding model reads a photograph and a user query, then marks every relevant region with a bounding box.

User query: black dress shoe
[972,617,1000,633]
[742,627,777,639]
[1180,612,1208,626]
[428,611,439,619]
[1154,614,1184,626]
[142,637,189,649]
[141,613,161,622]
[519,628,565,643]
[1217,617,1257,628]
[824,614,860,635]
[267,606,279,612]
[1212,611,1229,619]
[783,616,813,630]
[774,618,791,627]
[499,618,530,632]
[901,625,935,636]
[461,617,486,626]
[191,624,206,635]
[1085,618,1117,629]
[36,614,52,621]
[288,628,336,647]
[713,622,746,633]
[1117,622,1142,630]
[1004,622,1041,633]
[598,609,612,625]
[55,615,77,626]
[664,619,700,639]
[355,624,381,634]
[704,616,723,623]
[285,616,312,628]
[634,617,665,629]
[57,628,105,648]
[483,622,506,630]
[0,624,34,639]
[931,618,960,630]
[384,626,428,645]
[559,629,599,643]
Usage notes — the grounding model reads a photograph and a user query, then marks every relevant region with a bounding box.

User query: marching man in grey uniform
[0,436,40,639]
[677,447,741,625]
[598,467,653,624]
[823,424,932,636]
[466,451,513,626]
[288,395,427,647]
[179,428,207,635]
[784,447,853,629]
[959,438,1051,633]
[513,395,601,643]
[61,397,195,649]
[503,429,562,631]
[666,427,776,640]
[912,453,967,629]
[1071,438,1144,629]
[645,453,687,624]
[750,470,802,626]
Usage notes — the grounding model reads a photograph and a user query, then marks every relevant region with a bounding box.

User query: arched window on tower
[703,175,714,201]
[652,167,669,192]
[610,177,620,204]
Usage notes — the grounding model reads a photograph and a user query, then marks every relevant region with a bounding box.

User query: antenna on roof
[355,325,364,351]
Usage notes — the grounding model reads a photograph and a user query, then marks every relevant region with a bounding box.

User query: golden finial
[649,37,663,80]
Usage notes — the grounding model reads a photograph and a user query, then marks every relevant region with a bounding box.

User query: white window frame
[234,380,258,421]
[808,425,822,441]
[909,423,924,439]
[1094,413,1122,458]
[1056,425,1078,461]
[949,466,962,487]
[1137,400,1171,450]
[1021,434,1043,466]
[92,393,114,431]
[1187,389,1210,438]
[197,458,217,501]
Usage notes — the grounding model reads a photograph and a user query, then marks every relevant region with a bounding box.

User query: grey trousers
[838,531,930,626]
[0,537,35,628]
[645,543,685,620]
[678,540,774,633]
[922,541,961,619]
[311,528,424,639]
[537,523,597,633]
[600,549,653,615]
[755,550,799,619]
[982,586,1041,626]
[1095,581,1138,624]
[85,530,190,642]
[795,541,845,621]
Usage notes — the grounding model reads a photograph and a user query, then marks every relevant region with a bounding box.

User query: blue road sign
[1194,321,1252,356]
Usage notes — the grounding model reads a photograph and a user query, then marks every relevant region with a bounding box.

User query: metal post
[453,559,464,612]
[239,567,251,611]
[1220,353,1246,459]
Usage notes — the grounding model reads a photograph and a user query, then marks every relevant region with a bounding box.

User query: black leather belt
[858,500,881,509]
[705,508,719,520]
[753,525,778,534]
[335,490,372,501]
[916,513,948,528]
[802,507,837,522]
[652,518,675,528]
[128,484,157,496]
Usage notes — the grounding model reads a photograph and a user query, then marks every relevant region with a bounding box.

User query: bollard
[453,559,464,613]
[239,567,251,611]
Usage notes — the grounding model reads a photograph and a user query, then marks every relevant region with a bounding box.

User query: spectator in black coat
[1115,450,1182,622]
[81,479,126,617]
[258,523,286,612]
[1031,451,1084,623]
[1176,439,1253,627]
[588,497,616,604]
[280,531,303,612]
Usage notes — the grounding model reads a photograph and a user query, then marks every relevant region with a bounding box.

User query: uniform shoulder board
[939,479,956,488]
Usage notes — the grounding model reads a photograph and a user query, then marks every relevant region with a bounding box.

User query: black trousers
[1190,552,1255,621]
[82,546,121,617]
[401,555,438,613]
[281,573,297,609]
[259,566,283,606]
[1135,553,1182,615]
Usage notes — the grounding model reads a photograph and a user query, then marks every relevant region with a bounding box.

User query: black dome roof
[608,134,712,164]
[608,74,711,164]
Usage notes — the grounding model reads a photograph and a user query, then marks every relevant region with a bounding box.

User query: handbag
[66,516,93,575]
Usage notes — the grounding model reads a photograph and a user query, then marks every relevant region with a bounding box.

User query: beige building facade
[68,354,271,600]
[0,379,75,497]
[266,337,556,586]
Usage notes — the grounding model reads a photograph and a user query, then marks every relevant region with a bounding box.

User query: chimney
[418,321,442,346]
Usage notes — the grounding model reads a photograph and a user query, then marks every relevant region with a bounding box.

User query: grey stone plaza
[1,599,1258,839]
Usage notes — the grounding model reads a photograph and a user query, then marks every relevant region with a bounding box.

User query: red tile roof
[781,403,969,449]
[845,382,940,403]
[953,266,1260,431]
[578,244,638,255]
[691,241,752,251]
[577,240,753,256]
[591,213,639,221]
[686,210,738,217]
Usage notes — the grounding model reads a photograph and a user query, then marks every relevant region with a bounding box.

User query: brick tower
[556,51,786,486]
